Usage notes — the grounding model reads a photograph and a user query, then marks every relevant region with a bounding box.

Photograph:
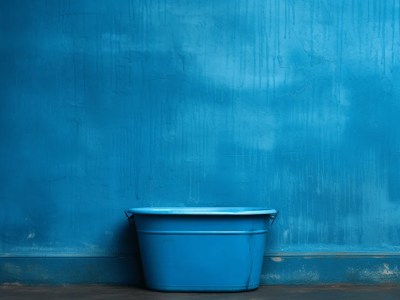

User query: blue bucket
[125,207,278,292]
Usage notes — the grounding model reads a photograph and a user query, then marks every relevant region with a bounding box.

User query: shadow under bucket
[125,207,278,292]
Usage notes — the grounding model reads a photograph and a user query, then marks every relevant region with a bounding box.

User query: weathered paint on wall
[1,0,400,284]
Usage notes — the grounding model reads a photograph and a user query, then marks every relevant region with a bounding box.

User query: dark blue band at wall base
[1,254,399,285]
[0,257,144,285]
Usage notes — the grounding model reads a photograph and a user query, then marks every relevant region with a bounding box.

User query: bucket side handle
[269,210,279,225]
[124,210,135,228]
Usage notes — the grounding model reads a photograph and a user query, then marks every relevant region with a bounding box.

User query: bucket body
[127,207,277,292]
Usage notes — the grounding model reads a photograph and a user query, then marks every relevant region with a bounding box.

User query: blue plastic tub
[125,207,277,292]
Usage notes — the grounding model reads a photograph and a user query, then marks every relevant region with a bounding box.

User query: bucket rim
[126,207,277,216]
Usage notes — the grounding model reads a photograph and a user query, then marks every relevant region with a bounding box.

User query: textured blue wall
[1,0,400,284]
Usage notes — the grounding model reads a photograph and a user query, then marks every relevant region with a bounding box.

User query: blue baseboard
[1,253,399,285]
[262,253,400,285]
[0,256,143,285]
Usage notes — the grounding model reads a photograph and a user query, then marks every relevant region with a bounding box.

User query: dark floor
[0,285,399,300]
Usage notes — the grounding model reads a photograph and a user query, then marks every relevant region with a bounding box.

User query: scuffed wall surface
[1,0,400,265]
